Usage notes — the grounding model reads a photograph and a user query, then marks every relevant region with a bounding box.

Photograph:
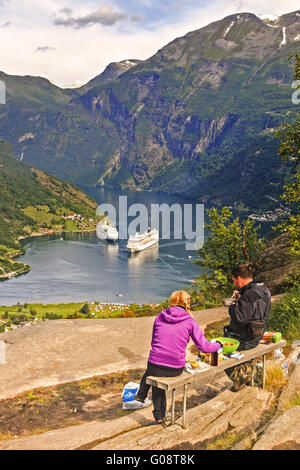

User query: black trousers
[136,361,184,421]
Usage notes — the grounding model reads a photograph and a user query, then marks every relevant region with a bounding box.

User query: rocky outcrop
[92,386,273,450]
[276,362,300,415]
[253,406,300,450]
[256,234,299,294]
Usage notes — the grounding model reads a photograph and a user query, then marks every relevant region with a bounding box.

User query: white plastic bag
[121,382,152,410]
[122,382,139,402]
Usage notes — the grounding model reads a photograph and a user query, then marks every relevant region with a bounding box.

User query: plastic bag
[122,382,139,403]
[273,348,285,362]
[122,382,141,410]
[121,382,152,410]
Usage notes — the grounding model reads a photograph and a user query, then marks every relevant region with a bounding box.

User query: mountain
[0,139,99,278]
[0,10,299,211]
[79,59,143,93]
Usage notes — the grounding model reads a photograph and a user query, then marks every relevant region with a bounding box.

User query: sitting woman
[135,290,222,424]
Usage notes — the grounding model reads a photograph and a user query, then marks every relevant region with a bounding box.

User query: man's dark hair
[232,264,252,279]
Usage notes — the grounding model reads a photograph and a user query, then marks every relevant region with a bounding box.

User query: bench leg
[262,354,266,389]
[182,384,188,429]
[251,359,255,387]
[171,389,175,425]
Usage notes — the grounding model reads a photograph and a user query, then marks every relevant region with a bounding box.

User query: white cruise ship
[127,228,159,253]
[96,220,119,241]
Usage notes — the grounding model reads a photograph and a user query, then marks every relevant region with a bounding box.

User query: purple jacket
[148,306,220,368]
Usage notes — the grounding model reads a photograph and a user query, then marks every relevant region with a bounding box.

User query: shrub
[45,312,64,320]
[80,303,90,315]
[267,286,300,342]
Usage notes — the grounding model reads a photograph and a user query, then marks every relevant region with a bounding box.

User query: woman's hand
[210,339,223,353]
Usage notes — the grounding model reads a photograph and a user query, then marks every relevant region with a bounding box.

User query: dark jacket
[224,281,271,350]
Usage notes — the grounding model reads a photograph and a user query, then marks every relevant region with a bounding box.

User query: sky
[0,0,299,88]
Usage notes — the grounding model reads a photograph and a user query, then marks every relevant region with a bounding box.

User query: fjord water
[0,188,203,306]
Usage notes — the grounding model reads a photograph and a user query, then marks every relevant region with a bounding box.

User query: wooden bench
[146,340,286,429]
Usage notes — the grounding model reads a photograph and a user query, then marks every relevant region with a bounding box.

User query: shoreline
[0,266,31,281]
[18,227,97,242]
[0,228,97,282]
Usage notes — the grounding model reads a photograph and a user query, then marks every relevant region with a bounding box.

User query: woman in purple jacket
[135,290,222,424]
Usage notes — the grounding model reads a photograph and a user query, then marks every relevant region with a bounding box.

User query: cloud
[53,3,128,28]
[35,46,55,53]
[1,0,299,88]
[131,15,143,23]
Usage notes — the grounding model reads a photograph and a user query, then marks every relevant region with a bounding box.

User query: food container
[262,331,282,343]
[213,337,240,354]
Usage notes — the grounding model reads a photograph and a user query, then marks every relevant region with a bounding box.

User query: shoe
[133,396,152,408]
[162,411,181,422]
[154,418,166,427]
[123,397,152,410]
[134,396,145,403]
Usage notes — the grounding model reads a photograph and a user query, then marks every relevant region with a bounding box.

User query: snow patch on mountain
[280,27,287,47]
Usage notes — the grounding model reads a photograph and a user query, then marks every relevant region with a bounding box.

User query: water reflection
[127,244,159,270]
[101,240,119,260]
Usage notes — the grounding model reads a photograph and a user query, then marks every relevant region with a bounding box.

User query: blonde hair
[169,290,193,317]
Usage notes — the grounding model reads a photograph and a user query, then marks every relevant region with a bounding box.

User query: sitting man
[224,264,271,390]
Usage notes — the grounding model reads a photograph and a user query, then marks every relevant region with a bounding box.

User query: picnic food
[223,342,236,346]
[190,361,199,368]
[262,331,282,343]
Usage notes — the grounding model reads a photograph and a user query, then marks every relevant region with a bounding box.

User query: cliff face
[256,234,300,294]
[0,10,299,210]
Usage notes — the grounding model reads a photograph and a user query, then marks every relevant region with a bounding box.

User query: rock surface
[92,387,273,450]
[253,406,300,450]
[256,234,299,294]
[276,363,300,414]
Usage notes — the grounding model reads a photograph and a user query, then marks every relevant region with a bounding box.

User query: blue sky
[0,0,299,87]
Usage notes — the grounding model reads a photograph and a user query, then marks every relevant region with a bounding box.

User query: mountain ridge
[0,10,299,211]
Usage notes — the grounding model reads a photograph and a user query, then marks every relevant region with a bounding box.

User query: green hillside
[0,140,101,279]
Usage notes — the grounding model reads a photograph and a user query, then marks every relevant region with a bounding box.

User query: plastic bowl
[214,337,240,354]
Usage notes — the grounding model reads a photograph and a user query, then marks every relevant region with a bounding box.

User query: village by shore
[0,210,103,282]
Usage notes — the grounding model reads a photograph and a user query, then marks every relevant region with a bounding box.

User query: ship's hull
[96,225,119,241]
[127,237,158,253]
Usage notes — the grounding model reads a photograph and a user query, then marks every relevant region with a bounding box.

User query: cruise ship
[96,220,119,241]
[127,228,159,253]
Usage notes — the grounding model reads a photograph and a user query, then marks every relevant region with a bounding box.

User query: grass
[203,319,229,341]
[205,432,248,450]
[267,287,300,344]
[0,299,169,332]
[285,392,300,409]
[265,363,288,395]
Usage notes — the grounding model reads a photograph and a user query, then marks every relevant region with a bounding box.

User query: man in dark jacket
[224,264,271,390]
[224,264,271,350]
